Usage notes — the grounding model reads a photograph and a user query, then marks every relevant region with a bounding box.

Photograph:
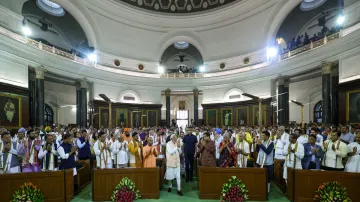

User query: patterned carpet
[72,179,289,202]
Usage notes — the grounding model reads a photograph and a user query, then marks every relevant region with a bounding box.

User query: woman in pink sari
[219,134,236,167]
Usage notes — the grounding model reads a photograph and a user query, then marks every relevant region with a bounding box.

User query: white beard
[5,111,14,122]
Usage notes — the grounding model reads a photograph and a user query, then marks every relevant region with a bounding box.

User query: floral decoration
[111,177,141,202]
[12,182,45,202]
[220,176,248,202]
[313,181,352,202]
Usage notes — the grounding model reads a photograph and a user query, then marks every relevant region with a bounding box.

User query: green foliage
[11,182,45,202]
[313,181,352,202]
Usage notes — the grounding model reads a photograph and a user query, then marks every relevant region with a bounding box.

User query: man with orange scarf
[23,129,41,172]
[128,132,143,168]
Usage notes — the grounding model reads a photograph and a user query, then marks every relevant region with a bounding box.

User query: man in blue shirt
[182,130,197,182]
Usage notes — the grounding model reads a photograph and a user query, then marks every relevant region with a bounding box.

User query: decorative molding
[35,65,46,79]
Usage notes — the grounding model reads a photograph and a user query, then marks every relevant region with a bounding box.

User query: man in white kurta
[345,134,360,173]
[94,132,113,169]
[322,132,347,171]
[283,133,304,183]
[235,133,250,168]
[165,134,183,196]
[0,131,25,174]
[111,135,129,168]
[38,134,59,171]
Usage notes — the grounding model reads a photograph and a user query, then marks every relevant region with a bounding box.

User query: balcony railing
[160,72,204,78]
[280,32,340,60]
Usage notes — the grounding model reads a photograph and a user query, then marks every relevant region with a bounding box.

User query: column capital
[35,66,46,79]
[321,61,332,74]
[193,89,199,96]
[80,79,89,89]
[165,89,171,96]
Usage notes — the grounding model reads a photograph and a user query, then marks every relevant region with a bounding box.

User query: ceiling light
[199,65,205,72]
[158,65,164,74]
[22,26,32,36]
[267,47,278,58]
[337,13,345,25]
[87,53,97,62]
[174,41,189,49]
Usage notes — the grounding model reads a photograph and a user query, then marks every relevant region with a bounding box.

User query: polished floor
[72,179,289,202]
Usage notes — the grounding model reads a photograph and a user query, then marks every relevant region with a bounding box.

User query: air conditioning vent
[229,95,241,99]
[123,96,135,101]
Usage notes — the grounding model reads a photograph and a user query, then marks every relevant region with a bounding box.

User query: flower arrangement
[220,176,248,202]
[313,181,352,202]
[12,182,45,202]
[111,177,141,202]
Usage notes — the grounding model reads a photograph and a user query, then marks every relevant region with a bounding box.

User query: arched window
[44,104,54,126]
[313,101,322,123]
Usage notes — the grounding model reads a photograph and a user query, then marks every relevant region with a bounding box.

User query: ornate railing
[280,32,340,60]
[160,72,204,78]
[25,38,95,67]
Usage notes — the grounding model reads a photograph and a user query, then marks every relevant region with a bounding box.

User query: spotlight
[199,65,205,72]
[87,53,97,62]
[267,47,278,58]
[158,65,164,74]
[337,13,345,25]
[22,26,32,36]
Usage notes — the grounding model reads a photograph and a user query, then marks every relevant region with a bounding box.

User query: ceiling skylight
[37,0,65,17]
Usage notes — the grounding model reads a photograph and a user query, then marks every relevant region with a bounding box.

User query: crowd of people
[0,123,359,196]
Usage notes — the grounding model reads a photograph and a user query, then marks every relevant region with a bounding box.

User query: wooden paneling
[156,158,165,189]
[64,169,74,202]
[286,168,295,202]
[92,168,160,201]
[336,79,360,124]
[0,171,67,202]
[76,160,91,192]
[274,160,286,193]
[198,167,267,201]
[290,170,360,202]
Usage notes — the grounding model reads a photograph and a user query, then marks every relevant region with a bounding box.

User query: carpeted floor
[72,179,289,202]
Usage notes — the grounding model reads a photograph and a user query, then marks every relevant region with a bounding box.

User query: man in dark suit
[302,134,323,170]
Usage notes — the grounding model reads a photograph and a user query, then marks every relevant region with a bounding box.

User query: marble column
[284,81,289,125]
[194,89,199,127]
[76,84,81,126]
[331,75,339,124]
[80,80,89,127]
[165,89,171,127]
[35,66,45,127]
[29,71,36,127]
[322,62,332,124]
[277,78,285,126]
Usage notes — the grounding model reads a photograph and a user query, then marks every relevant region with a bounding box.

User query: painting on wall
[147,110,158,127]
[0,93,21,129]
[347,90,360,123]
[253,105,267,126]
[99,107,109,128]
[132,111,142,128]
[206,109,218,127]
[179,101,185,110]
[236,107,249,125]
[221,108,232,126]
[116,108,128,127]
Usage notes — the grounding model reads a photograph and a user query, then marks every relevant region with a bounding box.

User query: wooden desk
[287,169,360,202]
[274,159,286,192]
[92,168,160,201]
[76,160,91,192]
[0,170,74,202]
[198,167,267,201]
[156,158,165,189]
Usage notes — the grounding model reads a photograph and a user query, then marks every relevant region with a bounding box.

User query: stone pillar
[322,62,332,124]
[194,89,199,127]
[277,78,285,126]
[76,84,81,126]
[29,71,36,127]
[35,66,45,127]
[165,89,171,127]
[284,81,290,125]
[80,80,89,127]
[331,75,339,124]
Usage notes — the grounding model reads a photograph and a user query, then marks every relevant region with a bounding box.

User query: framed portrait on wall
[252,105,267,126]
[116,108,128,127]
[346,90,360,124]
[131,110,142,128]
[206,109,218,127]
[99,107,109,128]
[0,93,22,129]
[221,108,232,126]
[147,110,158,127]
[236,107,249,125]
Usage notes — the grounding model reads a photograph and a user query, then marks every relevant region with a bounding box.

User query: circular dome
[36,0,65,17]
[174,41,189,49]
[300,0,327,11]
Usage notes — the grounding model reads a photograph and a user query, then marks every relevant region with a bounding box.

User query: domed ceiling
[114,0,237,14]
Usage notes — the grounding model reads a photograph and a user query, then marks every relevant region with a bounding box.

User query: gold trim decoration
[252,105,267,126]
[115,108,128,127]
[235,106,249,125]
[346,89,360,124]
[147,110,159,127]
[0,93,22,129]
[98,107,109,128]
[220,108,233,126]
[205,109,218,126]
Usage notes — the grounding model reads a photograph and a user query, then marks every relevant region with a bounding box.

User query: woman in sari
[219,134,236,167]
